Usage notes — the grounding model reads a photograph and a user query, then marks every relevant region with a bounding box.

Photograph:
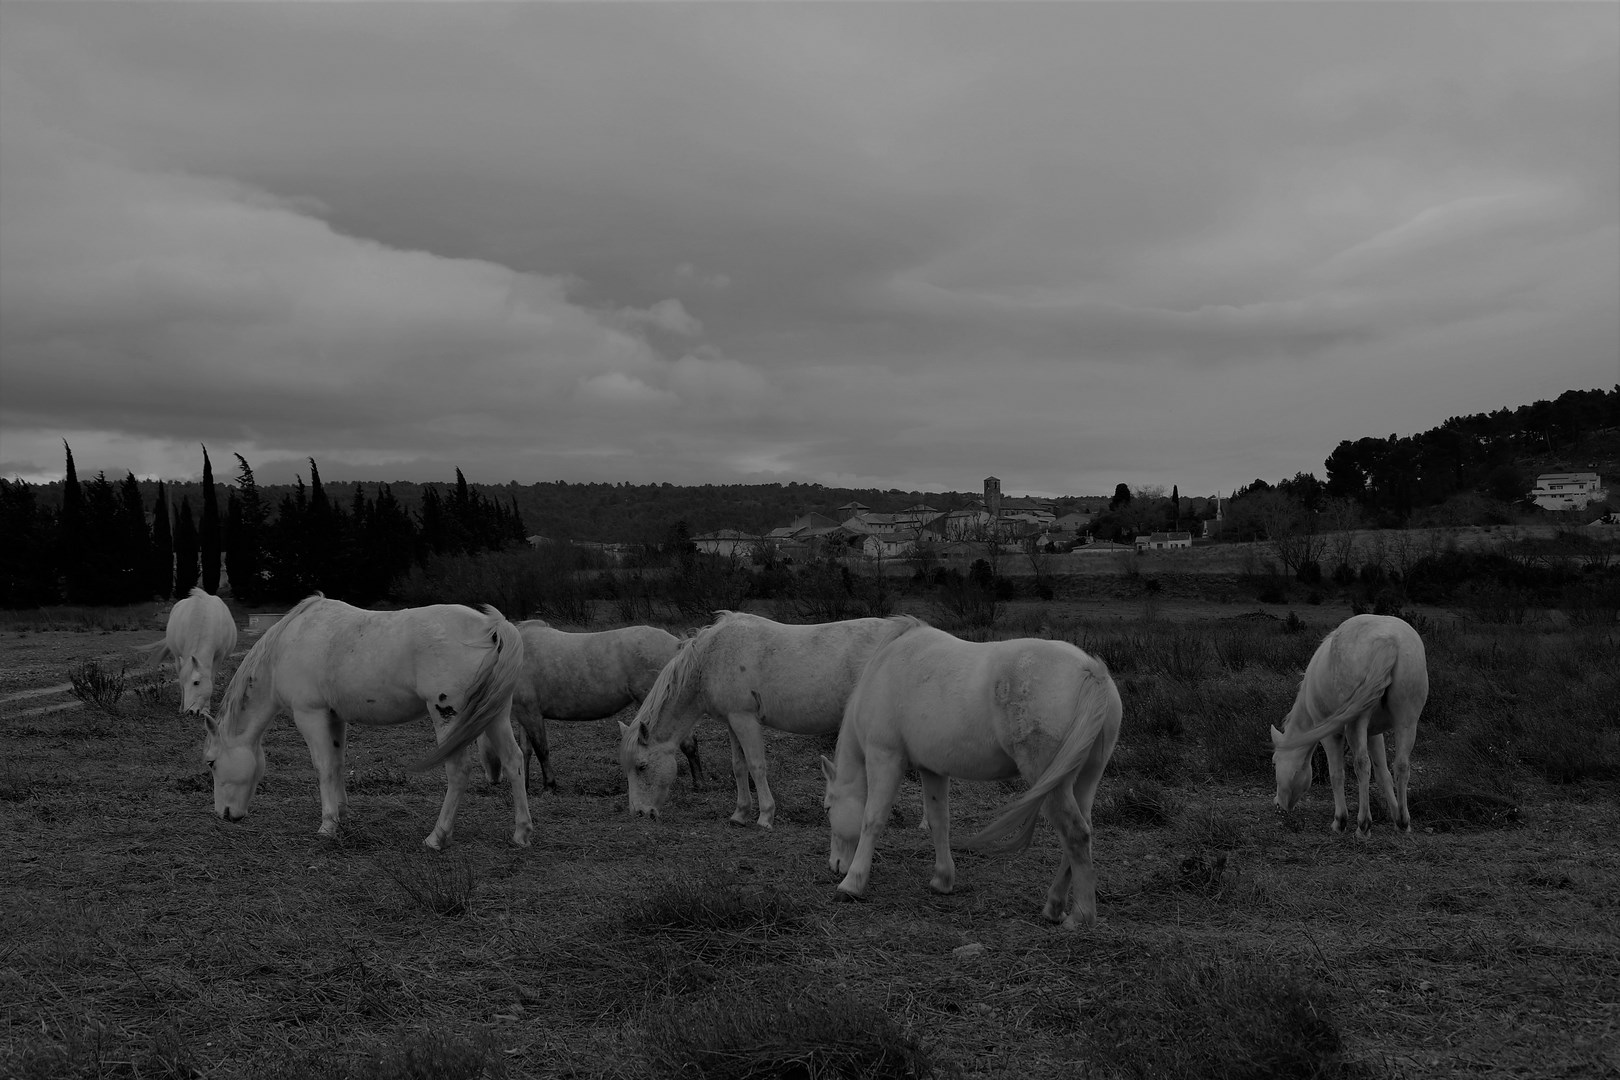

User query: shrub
[68,660,126,714]
[640,983,939,1080]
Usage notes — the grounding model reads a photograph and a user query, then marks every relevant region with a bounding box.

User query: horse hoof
[756,818,773,830]
[511,830,532,848]
[834,885,866,902]
[929,876,954,895]
[1330,817,1347,834]
[727,811,751,827]
[423,834,445,851]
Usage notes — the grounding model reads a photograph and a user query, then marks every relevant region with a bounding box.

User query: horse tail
[1273,638,1400,752]
[410,607,525,772]
[133,637,174,669]
[957,654,1122,855]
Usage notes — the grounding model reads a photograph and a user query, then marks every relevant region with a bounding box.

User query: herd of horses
[154,588,1429,929]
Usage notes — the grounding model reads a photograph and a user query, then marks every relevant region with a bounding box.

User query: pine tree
[305,458,341,596]
[173,496,200,597]
[200,446,221,594]
[151,481,174,600]
[59,442,87,602]
[1109,483,1132,512]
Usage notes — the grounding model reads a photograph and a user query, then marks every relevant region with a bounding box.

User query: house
[1052,511,1094,533]
[1134,531,1193,552]
[1071,539,1133,555]
[692,529,761,558]
[1530,472,1606,511]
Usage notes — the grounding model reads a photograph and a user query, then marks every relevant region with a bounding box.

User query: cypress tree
[173,496,199,597]
[81,472,122,604]
[59,441,86,602]
[230,454,266,604]
[200,446,221,594]
[0,480,60,607]
[118,473,151,604]
[1170,484,1180,530]
[151,481,174,600]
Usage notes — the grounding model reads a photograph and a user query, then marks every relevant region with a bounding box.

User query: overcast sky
[1,2,1615,498]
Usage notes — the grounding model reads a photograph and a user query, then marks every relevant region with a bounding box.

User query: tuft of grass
[621,874,808,944]
[345,1030,500,1080]
[382,855,479,917]
[67,660,127,714]
[1096,778,1177,829]
[1083,942,1368,1080]
[0,760,34,803]
[640,982,940,1080]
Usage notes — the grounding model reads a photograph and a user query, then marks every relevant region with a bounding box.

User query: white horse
[822,619,1121,930]
[1271,613,1428,836]
[495,620,704,793]
[203,593,530,849]
[135,587,238,716]
[619,610,915,827]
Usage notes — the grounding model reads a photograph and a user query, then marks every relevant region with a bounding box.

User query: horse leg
[1039,785,1099,929]
[728,711,776,828]
[424,706,478,850]
[1321,732,1350,833]
[1390,717,1417,833]
[918,768,954,893]
[679,732,705,792]
[516,707,556,795]
[293,707,347,839]
[1368,732,1400,826]
[487,704,533,847]
[837,754,903,899]
[1349,715,1375,838]
[726,725,753,826]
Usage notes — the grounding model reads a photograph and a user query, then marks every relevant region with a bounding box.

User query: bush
[68,660,126,714]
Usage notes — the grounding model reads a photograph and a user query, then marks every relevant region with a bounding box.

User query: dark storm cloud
[1,2,1614,496]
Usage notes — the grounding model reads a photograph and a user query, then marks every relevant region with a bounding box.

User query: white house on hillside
[1530,472,1606,511]
[1134,531,1193,552]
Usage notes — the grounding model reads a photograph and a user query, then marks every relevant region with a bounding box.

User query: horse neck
[830,722,867,795]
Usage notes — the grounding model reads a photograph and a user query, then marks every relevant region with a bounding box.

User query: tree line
[0,446,526,609]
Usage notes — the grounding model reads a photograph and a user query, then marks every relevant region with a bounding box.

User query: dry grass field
[1,599,1616,1079]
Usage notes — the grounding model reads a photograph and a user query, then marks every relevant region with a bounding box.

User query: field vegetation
[2,588,1616,1079]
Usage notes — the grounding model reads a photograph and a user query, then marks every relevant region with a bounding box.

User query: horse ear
[617,720,631,738]
[636,720,650,747]
[1269,725,1285,746]
[820,756,837,783]
[202,713,218,737]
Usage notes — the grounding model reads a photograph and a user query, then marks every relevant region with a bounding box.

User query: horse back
[702,616,897,731]
[518,624,678,719]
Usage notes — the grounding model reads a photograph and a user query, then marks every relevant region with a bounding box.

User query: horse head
[821,755,860,876]
[619,715,679,820]
[203,669,268,823]
[178,654,216,717]
[1270,724,1314,811]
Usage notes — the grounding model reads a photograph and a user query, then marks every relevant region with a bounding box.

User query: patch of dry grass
[2,615,1616,1080]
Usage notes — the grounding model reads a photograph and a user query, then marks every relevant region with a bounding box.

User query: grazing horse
[494,620,704,793]
[1271,613,1428,837]
[822,619,1121,929]
[135,587,238,716]
[202,593,530,849]
[619,611,914,827]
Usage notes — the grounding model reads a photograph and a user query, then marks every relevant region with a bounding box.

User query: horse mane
[216,592,326,736]
[634,614,736,735]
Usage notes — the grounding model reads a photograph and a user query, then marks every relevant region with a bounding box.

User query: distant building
[1134,531,1193,553]
[692,529,760,558]
[1530,473,1605,511]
